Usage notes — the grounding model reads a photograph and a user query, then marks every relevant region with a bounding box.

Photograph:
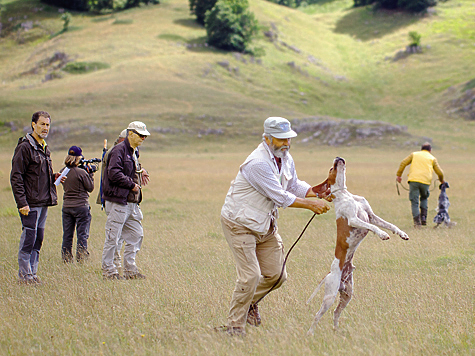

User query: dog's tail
[306,274,328,305]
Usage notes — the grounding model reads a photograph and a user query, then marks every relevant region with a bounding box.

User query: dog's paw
[378,231,390,240]
[398,231,409,240]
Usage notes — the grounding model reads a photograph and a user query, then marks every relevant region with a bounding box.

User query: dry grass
[0,145,474,355]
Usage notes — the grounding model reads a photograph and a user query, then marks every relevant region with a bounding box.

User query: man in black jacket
[10,111,65,284]
[101,121,150,280]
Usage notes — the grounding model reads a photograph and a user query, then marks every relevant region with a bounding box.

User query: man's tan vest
[221,142,292,234]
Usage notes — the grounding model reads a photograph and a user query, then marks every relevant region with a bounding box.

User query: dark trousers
[62,205,91,257]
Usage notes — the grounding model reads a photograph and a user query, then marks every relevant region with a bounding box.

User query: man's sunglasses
[133,130,147,139]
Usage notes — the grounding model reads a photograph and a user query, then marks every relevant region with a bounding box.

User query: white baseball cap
[264,117,297,139]
[118,129,127,138]
[127,121,150,136]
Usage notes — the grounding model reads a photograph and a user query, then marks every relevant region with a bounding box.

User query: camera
[78,158,101,173]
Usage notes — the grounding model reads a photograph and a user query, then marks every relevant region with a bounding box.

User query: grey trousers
[102,201,143,276]
[18,207,48,281]
[221,216,287,329]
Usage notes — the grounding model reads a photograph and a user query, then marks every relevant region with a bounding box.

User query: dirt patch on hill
[445,79,475,121]
[292,117,431,147]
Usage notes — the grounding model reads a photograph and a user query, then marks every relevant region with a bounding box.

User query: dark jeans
[62,205,91,257]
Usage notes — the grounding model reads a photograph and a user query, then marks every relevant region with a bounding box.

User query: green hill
[0,0,474,150]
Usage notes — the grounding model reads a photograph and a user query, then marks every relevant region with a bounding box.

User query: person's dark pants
[18,207,48,281]
[62,205,91,260]
[409,181,430,218]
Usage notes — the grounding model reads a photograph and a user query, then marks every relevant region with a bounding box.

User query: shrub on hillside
[266,0,296,8]
[396,0,436,12]
[204,0,259,53]
[61,12,72,31]
[40,0,159,12]
[41,0,90,11]
[408,31,421,47]
[354,0,436,12]
[353,0,373,6]
[265,0,334,8]
[89,0,159,11]
[190,0,218,25]
[62,61,110,74]
[88,0,113,11]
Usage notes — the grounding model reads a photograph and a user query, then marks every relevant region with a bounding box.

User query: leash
[396,179,439,196]
[255,212,317,305]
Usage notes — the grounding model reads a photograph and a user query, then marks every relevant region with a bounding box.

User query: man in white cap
[101,121,150,280]
[97,127,150,270]
[217,117,331,335]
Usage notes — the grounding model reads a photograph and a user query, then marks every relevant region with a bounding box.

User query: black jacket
[10,133,58,209]
[102,137,142,205]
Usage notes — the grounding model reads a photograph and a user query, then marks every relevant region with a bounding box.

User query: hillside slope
[0,0,474,150]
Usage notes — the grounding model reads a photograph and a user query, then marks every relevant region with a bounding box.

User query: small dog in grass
[307,157,409,335]
[433,181,456,228]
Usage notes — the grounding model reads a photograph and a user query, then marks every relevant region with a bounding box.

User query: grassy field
[0,145,474,355]
[1,0,475,354]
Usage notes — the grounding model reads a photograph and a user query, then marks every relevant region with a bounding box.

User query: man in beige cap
[217,117,331,335]
[98,127,150,270]
[101,121,150,280]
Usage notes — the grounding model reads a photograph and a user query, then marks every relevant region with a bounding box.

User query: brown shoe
[247,303,261,326]
[18,278,35,285]
[420,208,428,226]
[214,325,246,336]
[103,273,124,280]
[124,272,146,280]
[32,275,42,285]
[62,250,73,263]
[76,248,90,263]
[413,215,422,228]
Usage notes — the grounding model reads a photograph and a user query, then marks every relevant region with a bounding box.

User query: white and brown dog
[307,157,409,335]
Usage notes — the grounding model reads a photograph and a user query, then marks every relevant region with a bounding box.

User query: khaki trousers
[102,201,143,276]
[221,215,287,328]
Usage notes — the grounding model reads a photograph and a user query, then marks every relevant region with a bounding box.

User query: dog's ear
[312,179,328,195]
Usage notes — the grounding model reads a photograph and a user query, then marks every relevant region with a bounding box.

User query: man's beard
[271,144,290,159]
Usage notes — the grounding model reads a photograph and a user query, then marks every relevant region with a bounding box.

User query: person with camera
[101,121,150,280]
[60,146,96,263]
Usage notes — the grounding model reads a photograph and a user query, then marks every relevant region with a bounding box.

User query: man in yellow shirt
[396,142,445,227]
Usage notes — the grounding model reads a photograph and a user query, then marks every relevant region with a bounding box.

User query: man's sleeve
[242,160,297,208]
[10,145,29,208]
[396,153,413,177]
[433,158,444,182]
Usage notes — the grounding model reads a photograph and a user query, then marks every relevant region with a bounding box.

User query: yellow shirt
[38,139,47,151]
[397,150,444,185]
